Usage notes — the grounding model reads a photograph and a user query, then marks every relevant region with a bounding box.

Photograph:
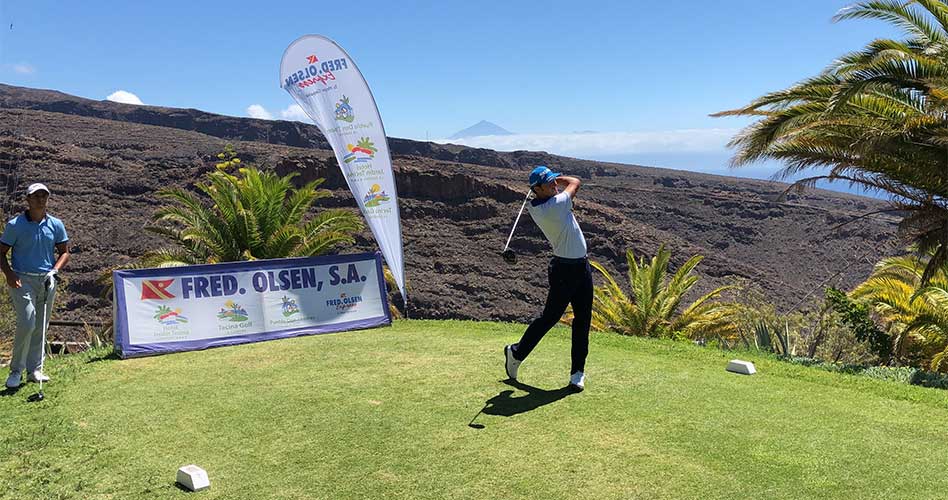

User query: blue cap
[529,166,560,187]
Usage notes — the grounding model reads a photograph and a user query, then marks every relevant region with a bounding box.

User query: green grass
[2,319,948,499]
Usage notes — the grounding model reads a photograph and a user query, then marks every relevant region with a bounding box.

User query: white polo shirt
[527,192,587,259]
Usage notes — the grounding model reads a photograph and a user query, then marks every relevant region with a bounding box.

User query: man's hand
[44,268,57,285]
[5,273,20,289]
[0,243,16,288]
[555,176,582,199]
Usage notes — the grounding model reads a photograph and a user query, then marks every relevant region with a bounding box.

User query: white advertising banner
[113,253,390,358]
[279,35,406,304]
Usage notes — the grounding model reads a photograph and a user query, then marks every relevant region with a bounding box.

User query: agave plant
[582,245,740,341]
[715,0,948,284]
[752,321,792,356]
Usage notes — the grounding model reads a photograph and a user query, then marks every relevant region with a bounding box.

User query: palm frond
[587,247,739,339]
[834,1,948,44]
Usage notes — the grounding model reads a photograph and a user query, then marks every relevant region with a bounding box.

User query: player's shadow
[0,385,22,397]
[86,351,121,363]
[482,379,575,417]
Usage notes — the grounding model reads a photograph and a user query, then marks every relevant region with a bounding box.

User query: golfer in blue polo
[2,183,70,389]
[505,166,592,391]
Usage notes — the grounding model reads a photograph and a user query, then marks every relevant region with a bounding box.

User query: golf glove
[44,269,57,284]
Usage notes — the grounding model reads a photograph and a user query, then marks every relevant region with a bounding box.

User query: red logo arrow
[141,279,175,300]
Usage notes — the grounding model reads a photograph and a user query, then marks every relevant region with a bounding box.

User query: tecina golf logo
[363,184,390,207]
[217,300,249,322]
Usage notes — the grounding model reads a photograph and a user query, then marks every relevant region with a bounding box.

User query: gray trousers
[8,273,56,374]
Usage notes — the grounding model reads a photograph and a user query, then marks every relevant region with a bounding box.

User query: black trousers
[514,257,593,374]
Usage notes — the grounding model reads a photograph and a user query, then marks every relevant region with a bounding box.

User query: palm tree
[100,149,363,283]
[581,245,740,341]
[714,0,948,283]
[850,252,948,371]
[915,278,948,370]
[102,150,408,319]
[382,265,407,319]
[145,163,362,265]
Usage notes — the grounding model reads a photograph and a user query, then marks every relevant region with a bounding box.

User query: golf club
[27,379,44,403]
[502,189,532,265]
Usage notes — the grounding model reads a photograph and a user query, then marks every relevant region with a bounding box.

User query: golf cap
[529,166,560,187]
[26,183,50,196]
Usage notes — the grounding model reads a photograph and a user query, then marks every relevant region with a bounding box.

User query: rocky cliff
[0,84,898,335]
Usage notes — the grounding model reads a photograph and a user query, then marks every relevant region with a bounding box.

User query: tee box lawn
[2,319,947,499]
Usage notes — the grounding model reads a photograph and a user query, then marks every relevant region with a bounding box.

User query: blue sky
[0,0,900,187]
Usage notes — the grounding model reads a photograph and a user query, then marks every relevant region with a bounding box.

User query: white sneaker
[504,344,521,380]
[569,371,586,391]
[27,371,50,383]
[5,371,21,389]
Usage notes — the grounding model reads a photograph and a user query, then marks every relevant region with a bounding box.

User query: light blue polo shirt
[0,212,69,274]
[527,192,587,259]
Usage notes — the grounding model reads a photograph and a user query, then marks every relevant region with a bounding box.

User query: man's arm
[0,244,20,289]
[555,175,582,199]
[53,242,70,273]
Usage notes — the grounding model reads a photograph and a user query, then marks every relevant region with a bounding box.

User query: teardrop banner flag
[280,35,406,305]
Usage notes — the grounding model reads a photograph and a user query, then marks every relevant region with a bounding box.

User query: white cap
[26,183,50,196]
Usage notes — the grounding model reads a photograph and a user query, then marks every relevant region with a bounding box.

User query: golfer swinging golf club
[505,166,592,391]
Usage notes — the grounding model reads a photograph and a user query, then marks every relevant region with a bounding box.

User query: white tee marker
[176,465,210,492]
[726,360,757,375]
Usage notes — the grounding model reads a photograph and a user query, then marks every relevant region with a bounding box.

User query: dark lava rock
[0,84,900,342]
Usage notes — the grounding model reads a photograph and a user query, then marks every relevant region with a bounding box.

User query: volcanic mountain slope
[0,84,898,329]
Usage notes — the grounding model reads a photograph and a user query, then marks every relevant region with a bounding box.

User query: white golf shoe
[27,371,50,383]
[504,344,521,380]
[5,371,21,389]
[569,371,586,392]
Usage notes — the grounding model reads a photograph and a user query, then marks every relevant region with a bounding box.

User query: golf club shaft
[503,190,532,253]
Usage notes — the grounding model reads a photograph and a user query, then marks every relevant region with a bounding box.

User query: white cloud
[280,104,309,122]
[243,103,310,122]
[435,128,739,156]
[246,104,273,120]
[106,90,144,105]
[12,64,35,75]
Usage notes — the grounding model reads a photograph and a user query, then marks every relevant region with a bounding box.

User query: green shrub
[826,287,891,362]
[784,357,948,389]
[860,366,918,385]
[730,284,874,365]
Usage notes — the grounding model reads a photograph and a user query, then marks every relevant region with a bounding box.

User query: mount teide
[449,120,513,139]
